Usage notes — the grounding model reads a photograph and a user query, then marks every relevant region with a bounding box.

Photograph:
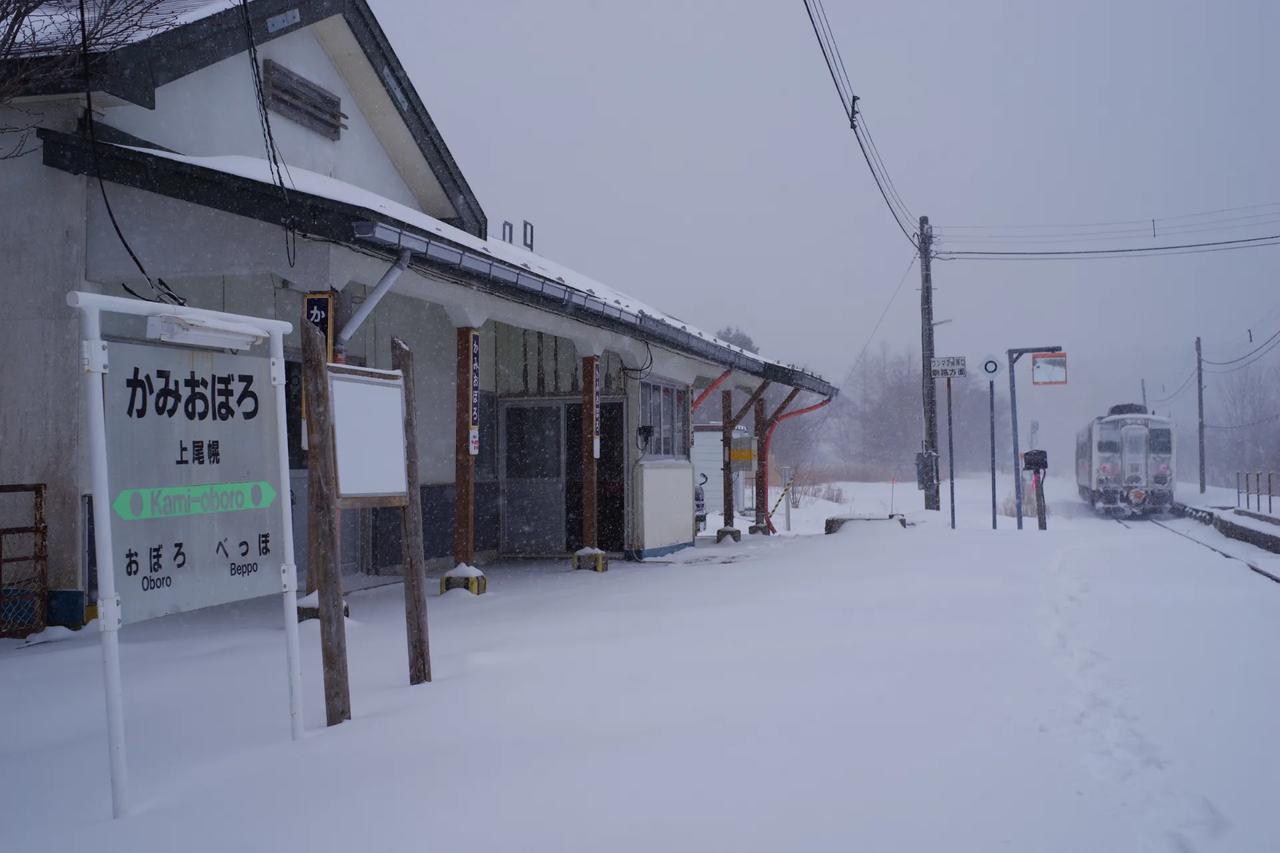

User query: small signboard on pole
[730,436,756,473]
[930,356,967,379]
[328,364,409,508]
[931,356,967,528]
[1031,351,1068,385]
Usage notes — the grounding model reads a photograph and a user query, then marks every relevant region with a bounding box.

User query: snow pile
[442,563,484,579]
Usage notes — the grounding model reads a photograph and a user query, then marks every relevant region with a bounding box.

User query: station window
[640,381,689,459]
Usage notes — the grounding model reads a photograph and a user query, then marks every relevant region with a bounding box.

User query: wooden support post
[751,396,769,534]
[302,323,351,726]
[391,338,431,685]
[582,355,599,549]
[573,355,607,571]
[716,388,741,543]
[722,389,734,529]
[453,327,477,568]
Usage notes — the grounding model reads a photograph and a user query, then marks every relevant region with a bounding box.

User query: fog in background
[373,0,1279,483]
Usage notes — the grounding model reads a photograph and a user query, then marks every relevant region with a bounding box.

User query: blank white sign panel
[329,371,409,499]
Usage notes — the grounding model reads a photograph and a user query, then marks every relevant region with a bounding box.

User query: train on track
[1075,403,1175,516]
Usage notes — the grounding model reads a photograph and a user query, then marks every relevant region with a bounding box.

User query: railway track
[1115,514,1280,585]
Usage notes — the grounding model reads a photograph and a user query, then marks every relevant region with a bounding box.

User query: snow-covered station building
[0,0,834,630]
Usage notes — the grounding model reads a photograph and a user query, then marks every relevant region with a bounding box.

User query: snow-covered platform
[4,477,1279,851]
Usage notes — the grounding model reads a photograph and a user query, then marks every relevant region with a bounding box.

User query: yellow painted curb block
[441,575,487,595]
[570,552,609,572]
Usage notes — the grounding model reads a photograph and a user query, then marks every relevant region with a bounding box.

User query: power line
[813,0,853,106]
[1150,367,1196,404]
[935,213,1280,246]
[800,1,917,248]
[1204,333,1280,374]
[843,253,918,384]
[934,200,1280,232]
[852,122,917,246]
[859,115,914,226]
[935,233,1280,260]
[239,0,297,268]
[773,251,919,493]
[77,0,184,305]
[1203,326,1280,366]
[802,0,852,122]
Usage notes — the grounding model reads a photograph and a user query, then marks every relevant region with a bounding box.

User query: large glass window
[640,380,690,459]
[1150,428,1172,455]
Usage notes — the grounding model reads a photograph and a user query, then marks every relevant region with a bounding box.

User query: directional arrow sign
[112,481,278,522]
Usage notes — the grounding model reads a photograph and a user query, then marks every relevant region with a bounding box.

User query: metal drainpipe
[334,248,412,358]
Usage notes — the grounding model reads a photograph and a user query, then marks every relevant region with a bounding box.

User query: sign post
[931,357,967,529]
[68,291,301,819]
[1007,347,1064,529]
[391,338,432,685]
[981,356,1002,530]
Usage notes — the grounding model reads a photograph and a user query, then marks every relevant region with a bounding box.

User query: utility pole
[1141,378,1148,412]
[1196,336,1206,494]
[919,215,939,510]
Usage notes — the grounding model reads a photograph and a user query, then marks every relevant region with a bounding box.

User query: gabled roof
[38,128,837,397]
[8,0,486,237]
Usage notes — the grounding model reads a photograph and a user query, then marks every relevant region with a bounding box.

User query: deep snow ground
[3,477,1279,852]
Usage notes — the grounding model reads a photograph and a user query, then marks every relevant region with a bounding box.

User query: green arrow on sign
[112,481,278,521]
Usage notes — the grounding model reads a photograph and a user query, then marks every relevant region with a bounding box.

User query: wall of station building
[0,149,698,625]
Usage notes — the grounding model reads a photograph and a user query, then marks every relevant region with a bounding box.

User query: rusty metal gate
[0,484,48,638]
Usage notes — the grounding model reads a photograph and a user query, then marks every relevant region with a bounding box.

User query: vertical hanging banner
[469,330,481,456]
[592,358,601,459]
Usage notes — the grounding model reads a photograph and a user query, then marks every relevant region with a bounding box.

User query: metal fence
[1236,471,1275,515]
[0,484,48,638]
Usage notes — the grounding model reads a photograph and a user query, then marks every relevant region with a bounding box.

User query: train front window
[1124,431,1146,456]
[1097,427,1121,455]
[1150,428,1172,454]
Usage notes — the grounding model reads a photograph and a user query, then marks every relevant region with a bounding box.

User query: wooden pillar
[721,388,734,530]
[302,323,351,725]
[754,395,768,530]
[453,327,478,567]
[581,355,599,549]
[391,338,431,684]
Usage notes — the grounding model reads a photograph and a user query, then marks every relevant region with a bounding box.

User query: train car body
[1075,404,1175,515]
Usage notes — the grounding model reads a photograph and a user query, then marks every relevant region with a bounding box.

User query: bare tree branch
[0,0,179,157]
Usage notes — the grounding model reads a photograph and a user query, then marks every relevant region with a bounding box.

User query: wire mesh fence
[0,484,48,638]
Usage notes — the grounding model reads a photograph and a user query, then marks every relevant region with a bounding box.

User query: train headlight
[1098,463,1113,477]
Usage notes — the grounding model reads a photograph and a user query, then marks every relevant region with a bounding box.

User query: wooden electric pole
[919,215,940,510]
[1196,336,1206,494]
[1141,378,1148,412]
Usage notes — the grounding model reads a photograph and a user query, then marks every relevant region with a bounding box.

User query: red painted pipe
[692,369,732,411]
[763,396,833,533]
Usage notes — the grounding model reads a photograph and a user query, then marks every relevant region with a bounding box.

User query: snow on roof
[118,143,795,371]
[9,1,236,56]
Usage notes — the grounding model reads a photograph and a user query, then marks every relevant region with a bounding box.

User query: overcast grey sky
[372,0,1278,458]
